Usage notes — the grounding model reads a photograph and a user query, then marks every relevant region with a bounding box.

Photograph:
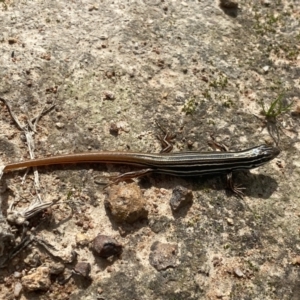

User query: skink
[4,144,280,177]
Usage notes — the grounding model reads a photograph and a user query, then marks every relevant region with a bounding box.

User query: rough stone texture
[0,0,299,299]
[149,241,178,271]
[105,183,148,223]
[21,266,51,292]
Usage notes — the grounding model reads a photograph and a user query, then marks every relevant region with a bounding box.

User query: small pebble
[291,99,300,117]
[262,65,270,73]
[8,37,18,44]
[103,91,115,100]
[49,262,65,275]
[76,233,90,246]
[55,122,65,129]
[92,235,122,258]
[292,256,300,265]
[220,0,238,9]
[14,282,23,297]
[261,0,271,6]
[105,183,148,223]
[227,218,234,225]
[13,271,22,278]
[21,266,51,292]
[109,123,119,136]
[170,186,193,211]
[234,267,245,278]
[73,262,91,278]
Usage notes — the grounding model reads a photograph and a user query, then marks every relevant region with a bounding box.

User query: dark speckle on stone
[148,216,171,233]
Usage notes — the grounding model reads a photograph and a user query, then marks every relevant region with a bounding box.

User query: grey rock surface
[0,0,299,299]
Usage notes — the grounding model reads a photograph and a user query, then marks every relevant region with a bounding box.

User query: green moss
[182,97,197,115]
[0,0,7,10]
[209,74,228,89]
[220,95,234,108]
[202,89,212,100]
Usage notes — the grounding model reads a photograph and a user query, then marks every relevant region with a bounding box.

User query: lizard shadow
[142,170,279,200]
[1,165,279,239]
